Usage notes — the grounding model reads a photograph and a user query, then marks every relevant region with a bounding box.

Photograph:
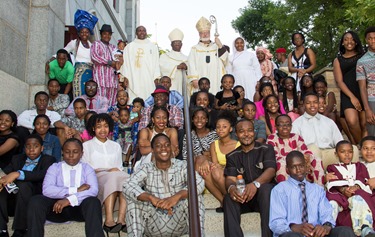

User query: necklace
[82,41,90,48]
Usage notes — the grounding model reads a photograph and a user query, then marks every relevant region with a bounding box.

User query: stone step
[7,194,262,237]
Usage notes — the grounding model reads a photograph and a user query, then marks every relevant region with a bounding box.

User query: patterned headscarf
[74,10,98,35]
[256,46,273,60]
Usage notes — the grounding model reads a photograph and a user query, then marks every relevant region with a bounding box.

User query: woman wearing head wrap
[256,46,274,78]
[45,10,98,98]
[226,37,262,100]
[256,46,278,95]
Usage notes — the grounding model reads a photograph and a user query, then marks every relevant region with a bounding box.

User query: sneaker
[362,225,375,237]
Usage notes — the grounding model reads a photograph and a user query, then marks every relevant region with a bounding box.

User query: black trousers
[27,195,104,237]
[223,183,274,237]
[0,181,38,231]
[280,226,356,237]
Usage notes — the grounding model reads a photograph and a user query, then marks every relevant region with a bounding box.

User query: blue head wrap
[74,10,98,35]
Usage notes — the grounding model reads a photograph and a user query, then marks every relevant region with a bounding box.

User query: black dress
[215,90,240,107]
[338,54,364,117]
[0,132,20,169]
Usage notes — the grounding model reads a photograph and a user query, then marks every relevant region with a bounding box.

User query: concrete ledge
[0,70,29,114]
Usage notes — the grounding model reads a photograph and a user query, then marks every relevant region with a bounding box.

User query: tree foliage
[232,0,375,70]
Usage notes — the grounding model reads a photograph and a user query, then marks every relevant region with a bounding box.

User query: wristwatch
[323,222,333,228]
[252,181,261,189]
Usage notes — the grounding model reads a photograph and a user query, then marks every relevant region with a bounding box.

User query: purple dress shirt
[42,161,98,206]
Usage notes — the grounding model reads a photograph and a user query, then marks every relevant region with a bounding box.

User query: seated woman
[135,106,178,171]
[279,76,300,121]
[253,76,272,102]
[190,90,219,129]
[78,111,97,142]
[254,82,286,119]
[233,85,251,119]
[214,74,240,112]
[242,101,267,143]
[33,114,61,161]
[266,114,324,185]
[259,94,283,136]
[326,140,375,236]
[298,73,314,114]
[182,107,218,160]
[0,110,20,169]
[197,111,240,211]
[81,113,128,235]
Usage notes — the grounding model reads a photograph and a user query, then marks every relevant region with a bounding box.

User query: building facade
[0,0,139,114]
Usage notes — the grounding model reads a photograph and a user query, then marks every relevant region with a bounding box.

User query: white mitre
[168,28,184,42]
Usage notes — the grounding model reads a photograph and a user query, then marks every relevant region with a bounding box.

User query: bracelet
[227,184,235,193]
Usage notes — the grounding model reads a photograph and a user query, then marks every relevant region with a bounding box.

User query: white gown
[187,42,228,95]
[159,50,188,94]
[120,38,161,100]
[227,50,262,100]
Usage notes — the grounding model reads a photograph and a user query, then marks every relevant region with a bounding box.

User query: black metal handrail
[182,70,201,236]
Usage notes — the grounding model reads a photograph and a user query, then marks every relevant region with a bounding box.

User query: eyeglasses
[276,123,292,127]
[85,86,97,89]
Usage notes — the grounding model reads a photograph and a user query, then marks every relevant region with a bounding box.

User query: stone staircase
[8,194,261,237]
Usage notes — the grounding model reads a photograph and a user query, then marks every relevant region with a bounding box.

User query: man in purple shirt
[64,80,109,116]
[27,138,104,237]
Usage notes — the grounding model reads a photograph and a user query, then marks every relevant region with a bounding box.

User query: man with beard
[121,26,161,100]
[138,85,183,131]
[223,119,276,237]
[64,80,109,116]
[187,17,228,95]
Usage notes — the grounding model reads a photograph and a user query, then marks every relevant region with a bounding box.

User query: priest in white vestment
[187,17,228,95]
[159,28,188,94]
[120,26,160,100]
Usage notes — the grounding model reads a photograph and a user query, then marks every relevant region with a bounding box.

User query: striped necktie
[299,182,308,223]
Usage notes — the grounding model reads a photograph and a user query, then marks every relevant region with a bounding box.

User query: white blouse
[82,137,122,170]
[64,39,92,63]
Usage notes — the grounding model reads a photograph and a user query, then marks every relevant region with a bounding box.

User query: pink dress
[91,40,117,106]
[266,132,324,185]
[80,129,93,141]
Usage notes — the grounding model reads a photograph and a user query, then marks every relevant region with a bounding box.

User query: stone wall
[0,0,65,113]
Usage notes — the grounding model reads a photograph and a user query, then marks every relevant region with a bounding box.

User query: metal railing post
[182,70,201,236]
